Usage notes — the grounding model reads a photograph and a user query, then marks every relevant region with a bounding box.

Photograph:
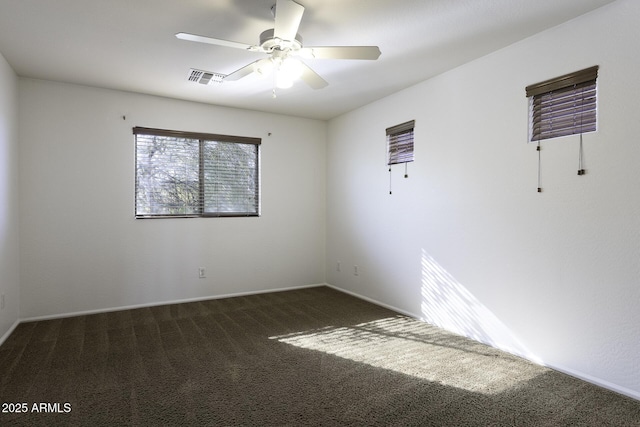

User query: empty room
[1,0,639,425]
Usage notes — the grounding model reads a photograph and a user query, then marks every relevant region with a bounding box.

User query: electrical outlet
[354,265,359,276]
[198,267,206,279]
[0,293,5,310]
[336,261,341,272]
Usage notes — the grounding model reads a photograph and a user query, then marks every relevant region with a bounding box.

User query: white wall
[18,79,326,319]
[0,51,19,341]
[326,0,640,399]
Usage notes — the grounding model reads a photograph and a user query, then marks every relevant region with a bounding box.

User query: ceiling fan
[176,0,381,90]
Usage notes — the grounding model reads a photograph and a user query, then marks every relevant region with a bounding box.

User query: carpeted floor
[1,286,639,426]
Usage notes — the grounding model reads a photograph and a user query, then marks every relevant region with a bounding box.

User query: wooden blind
[387,120,415,165]
[526,66,598,142]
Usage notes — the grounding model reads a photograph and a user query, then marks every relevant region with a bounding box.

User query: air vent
[187,69,226,85]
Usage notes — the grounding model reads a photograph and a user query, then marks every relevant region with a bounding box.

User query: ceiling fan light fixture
[275,57,303,88]
[281,57,303,78]
[276,74,294,89]
[254,58,275,78]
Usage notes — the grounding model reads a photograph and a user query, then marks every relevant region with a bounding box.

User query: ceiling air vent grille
[187,69,226,85]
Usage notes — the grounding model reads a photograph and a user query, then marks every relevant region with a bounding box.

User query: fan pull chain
[389,167,392,195]
[404,162,408,178]
[272,71,278,98]
[537,141,542,193]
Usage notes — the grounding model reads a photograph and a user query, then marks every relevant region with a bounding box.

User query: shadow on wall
[420,248,540,363]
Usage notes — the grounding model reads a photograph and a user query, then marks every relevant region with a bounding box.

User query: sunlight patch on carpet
[270,316,546,395]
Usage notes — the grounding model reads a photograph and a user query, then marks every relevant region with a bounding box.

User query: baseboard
[324,283,419,318]
[0,319,20,347]
[546,363,640,402]
[325,283,640,403]
[19,283,326,323]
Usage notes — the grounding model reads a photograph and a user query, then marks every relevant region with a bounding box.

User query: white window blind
[526,66,598,142]
[134,127,260,218]
[387,120,415,165]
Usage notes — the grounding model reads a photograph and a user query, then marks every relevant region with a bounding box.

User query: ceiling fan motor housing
[259,29,303,52]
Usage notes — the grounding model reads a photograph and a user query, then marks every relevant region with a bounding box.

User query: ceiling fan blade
[299,46,382,60]
[273,0,305,41]
[225,60,262,81]
[176,32,258,51]
[300,63,328,90]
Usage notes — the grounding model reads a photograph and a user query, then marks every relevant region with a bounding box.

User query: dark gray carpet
[0,286,638,426]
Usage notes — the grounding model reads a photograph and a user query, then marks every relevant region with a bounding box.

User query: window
[134,127,260,218]
[526,66,598,142]
[386,120,415,165]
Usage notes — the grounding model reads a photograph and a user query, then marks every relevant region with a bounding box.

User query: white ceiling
[0,0,616,120]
